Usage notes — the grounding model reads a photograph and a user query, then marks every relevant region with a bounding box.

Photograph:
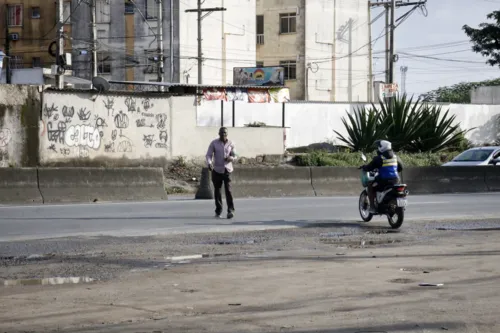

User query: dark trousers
[212,169,235,215]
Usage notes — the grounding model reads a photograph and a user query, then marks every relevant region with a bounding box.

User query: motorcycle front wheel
[359,190,373,222]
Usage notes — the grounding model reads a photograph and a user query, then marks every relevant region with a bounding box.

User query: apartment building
[70,0,175,83]
[71,0,256,86]
[256,0,371,101]
[0,0,72,81]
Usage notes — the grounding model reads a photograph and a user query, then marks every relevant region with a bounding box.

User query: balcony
[256,34,264,45]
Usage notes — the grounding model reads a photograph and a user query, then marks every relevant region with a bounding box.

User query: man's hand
[208,164,214,171]
[225,156,233,162]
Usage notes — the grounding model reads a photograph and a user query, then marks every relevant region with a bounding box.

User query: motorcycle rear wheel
[359,190,373,222]
[387,206,404,229]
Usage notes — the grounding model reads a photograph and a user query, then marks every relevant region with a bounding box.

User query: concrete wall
[471,86,500,105]
[0,85,40,167]
[170,96,285,158]
[178,0,257,85]
[197,100,500,148]
[39,89,284,164]
[40,90,172,165]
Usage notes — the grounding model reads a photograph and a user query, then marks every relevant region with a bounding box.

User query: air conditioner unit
[9,33,19,41]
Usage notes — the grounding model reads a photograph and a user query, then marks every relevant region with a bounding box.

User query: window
[146,0,158,19]
[32,7,41,19]
[256,61,264,68]
[97,29,107,43]
[452,149,494,162]
[125,2,135,14]
[32,57,42,68]
[63,2,71,24]
[144,50,158,73]
[98,52,111,74]
[9,55,24,70]
[279,13,296,34]
[256,15,264,44]
[96,0,111,23]
[279,60,296,80]
[8,5,23,26]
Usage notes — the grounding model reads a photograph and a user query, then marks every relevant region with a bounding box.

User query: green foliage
[378,94,425,151]
[334,94,470,153]
[407,104,473,153]
[294,150,457,167]
[419,78,500,103]
[463,10,500,68]
[333,106,387,152]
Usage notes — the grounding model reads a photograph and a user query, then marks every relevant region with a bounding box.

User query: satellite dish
[92,76,110,93]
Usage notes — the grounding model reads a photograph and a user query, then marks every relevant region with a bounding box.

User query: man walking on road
[206,127,237,219]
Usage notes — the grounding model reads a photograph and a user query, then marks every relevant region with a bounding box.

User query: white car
[442,147,500,166]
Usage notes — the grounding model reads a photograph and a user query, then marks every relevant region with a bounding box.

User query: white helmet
[375,140,392,153]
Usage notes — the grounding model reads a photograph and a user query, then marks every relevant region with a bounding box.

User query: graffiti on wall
[42,94,169,160]
[0,128,12,166]
[64,125,101,149]
[0,129,12,147]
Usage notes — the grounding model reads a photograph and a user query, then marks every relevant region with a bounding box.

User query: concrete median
[484,167,500,191]
[310,167,362,196]
[194,166,498,199]
[401,166,488,194]
[0,168,43,204]
[38,167,168,203]
[230,167,315,198]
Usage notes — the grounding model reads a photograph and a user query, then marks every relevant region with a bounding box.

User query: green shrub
[334,94,471,153]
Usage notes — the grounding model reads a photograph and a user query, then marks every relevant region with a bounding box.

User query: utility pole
[4,5,11,84]
[400,65,408,94]
[348,18,353,102]
[388,0,396,84]
[370,0,427,85]
[384,5,389,84]
[157,0,165,91]
[305,63,310,101]
[196,0,201,84]
[169,0,174,82]
[185,3,226,84]
[91,0,97,84]
[56,0,64,89]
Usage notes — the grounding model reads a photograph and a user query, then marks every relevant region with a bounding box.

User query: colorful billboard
[233,66,285,86]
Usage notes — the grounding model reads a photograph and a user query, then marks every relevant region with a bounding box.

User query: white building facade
[257,0,372,102]
[178,0,257,85]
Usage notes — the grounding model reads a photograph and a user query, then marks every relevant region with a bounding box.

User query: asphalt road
[0,193,498,242]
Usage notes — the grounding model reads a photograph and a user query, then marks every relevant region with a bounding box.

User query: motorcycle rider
[362,140,403,214]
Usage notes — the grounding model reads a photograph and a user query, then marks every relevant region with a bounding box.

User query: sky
[371,0,500,97]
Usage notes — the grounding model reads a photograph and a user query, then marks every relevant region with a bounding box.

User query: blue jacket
[362,150,403,180]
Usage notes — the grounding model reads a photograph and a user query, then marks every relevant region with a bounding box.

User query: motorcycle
[358,153,409,229]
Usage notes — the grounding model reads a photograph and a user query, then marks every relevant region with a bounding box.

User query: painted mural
[40,92,169,162]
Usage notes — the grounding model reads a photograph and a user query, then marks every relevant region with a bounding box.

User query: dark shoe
[215,213,222,219]
[227,211,234,219]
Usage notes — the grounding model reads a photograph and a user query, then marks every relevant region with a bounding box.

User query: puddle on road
[3,276,95,287]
